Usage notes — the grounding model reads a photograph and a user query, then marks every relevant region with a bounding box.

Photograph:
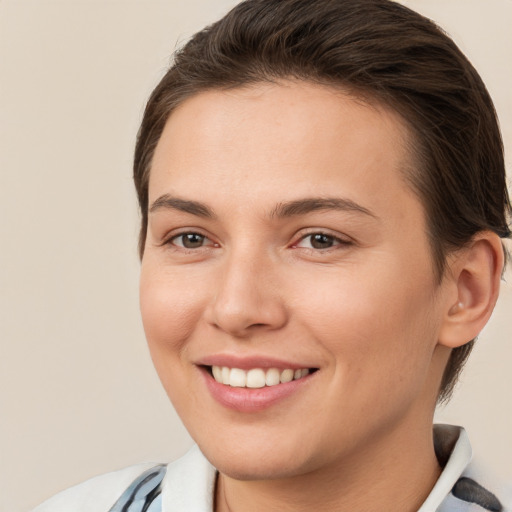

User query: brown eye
[173,233,206,249]
[309,233,335,249]
[295,232,349,251]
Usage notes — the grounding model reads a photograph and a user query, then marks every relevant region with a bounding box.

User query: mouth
[199,361,319,412]
[205,365,318,388]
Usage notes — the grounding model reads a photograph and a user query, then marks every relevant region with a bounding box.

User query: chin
[209,451,310,481]
[195,431,322,481]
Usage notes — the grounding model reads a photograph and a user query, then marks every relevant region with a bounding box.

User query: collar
[162,444,216,512]
[419,425,472,511]
[161,425,472,512]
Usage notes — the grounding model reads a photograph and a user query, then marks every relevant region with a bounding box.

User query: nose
[205,249,288,338]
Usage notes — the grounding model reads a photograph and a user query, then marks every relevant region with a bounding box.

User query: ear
[438,232,504,348]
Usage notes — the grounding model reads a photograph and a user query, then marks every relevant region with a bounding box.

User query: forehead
[149,80,419,221]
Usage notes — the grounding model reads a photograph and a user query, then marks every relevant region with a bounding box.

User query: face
[140,81,450,480]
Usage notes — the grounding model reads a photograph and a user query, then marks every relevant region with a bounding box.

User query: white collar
[419,425,472,511]
[162,444,216,511]
[162,425,472,512]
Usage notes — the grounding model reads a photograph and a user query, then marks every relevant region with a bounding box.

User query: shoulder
[31,462,159,512]
[31,446,215,512]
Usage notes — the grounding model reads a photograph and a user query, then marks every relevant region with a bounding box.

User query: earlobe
[438,232,504,349]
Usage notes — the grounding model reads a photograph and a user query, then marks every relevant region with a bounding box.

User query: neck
[215,419,441,512]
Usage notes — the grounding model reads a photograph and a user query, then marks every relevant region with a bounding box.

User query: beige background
[0,1,510,511]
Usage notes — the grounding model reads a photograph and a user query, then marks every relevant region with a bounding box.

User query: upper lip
[197,354,318,371]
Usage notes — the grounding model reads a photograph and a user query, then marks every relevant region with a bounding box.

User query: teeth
[212,366,222,382]
[229,368,246,387]
[246,369,266,388]
[280,369,294,383]
[265,368,280,386]
[211,366,311,388]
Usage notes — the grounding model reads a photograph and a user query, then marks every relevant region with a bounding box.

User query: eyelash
[165,230,351,253]
[293,232,352,251]
[166,231,217,250]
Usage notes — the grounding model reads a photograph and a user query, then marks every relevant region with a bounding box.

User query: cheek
[295,261,439,383]
[139,264,207,359]
[139,264,213,415]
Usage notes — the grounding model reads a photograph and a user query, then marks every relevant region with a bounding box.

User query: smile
[211,366,311,388]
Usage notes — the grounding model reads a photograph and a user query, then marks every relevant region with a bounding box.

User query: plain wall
[0,1,510,511]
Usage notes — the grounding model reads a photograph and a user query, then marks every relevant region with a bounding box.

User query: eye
[170,232,213,249]
[295,232,348,250]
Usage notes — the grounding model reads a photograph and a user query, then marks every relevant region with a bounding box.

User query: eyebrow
[149,194,215,218]
[269,197,378,219]
[149,194,377,221]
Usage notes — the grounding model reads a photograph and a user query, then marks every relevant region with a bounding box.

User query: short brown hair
[134,0,511,401]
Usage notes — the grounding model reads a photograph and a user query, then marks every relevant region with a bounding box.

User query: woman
[34,0,511,510]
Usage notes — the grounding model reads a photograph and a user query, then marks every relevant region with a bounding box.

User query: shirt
[32,425,511,512]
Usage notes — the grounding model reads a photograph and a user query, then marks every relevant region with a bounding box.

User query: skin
[139,81,502,511]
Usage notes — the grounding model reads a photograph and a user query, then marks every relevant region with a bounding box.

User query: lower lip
[201,368,314,412]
